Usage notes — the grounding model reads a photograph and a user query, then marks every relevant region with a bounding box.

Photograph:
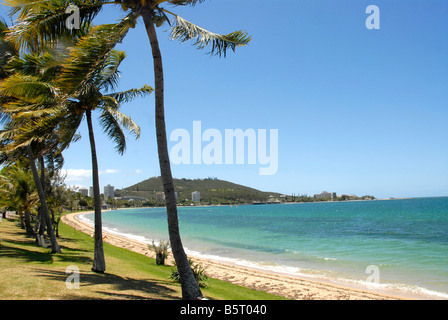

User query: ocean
[78,197,448,299]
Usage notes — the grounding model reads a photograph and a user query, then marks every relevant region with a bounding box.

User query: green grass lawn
[0,217,287,300]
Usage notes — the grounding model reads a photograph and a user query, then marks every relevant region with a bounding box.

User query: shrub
[150,240,170,265]
[170,258,208,288]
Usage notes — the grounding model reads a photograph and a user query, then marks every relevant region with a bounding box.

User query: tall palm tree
[54,27,152,272]
[4,0,251,299]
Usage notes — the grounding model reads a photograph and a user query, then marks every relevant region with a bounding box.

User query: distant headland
[108,177,376,207]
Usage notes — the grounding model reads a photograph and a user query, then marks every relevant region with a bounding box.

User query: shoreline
[61,211,429,300]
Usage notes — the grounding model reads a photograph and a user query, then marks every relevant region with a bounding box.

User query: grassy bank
[0,217,287,300]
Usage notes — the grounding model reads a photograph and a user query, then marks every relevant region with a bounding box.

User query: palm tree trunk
[86,109,106,273]
[26,145,61,253]
[36,207,45,236]
[24,210,33,234]
[142,10,203,300]
[18,212,25,229]
[38,157,46,236]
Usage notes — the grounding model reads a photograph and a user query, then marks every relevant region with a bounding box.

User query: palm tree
[0,161,39,234]
[54,28,152,272]
[0,38,82,253]
[4,0,251,299]
[1,23,152,266]
[1,20,64,252]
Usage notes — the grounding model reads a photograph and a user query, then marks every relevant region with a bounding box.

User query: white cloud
[61,169,92,182]
[100,169,119,175]
[61,168,119,191]
[61,168,119,181]
[135,169,142,174]
[67,184,89,191]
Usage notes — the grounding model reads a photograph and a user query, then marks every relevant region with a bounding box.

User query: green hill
[115,177,281,205]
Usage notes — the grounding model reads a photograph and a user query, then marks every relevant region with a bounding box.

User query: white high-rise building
[192,191,200,202]
[104,184,115,199]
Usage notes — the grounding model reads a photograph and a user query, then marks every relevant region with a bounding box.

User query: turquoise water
[79,197,448,298]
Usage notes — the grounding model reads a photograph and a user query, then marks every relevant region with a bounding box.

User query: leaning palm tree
[1,24,152,268]
[0,124,64,253]
[0,21,64,252]
[0,161,39,233]
[0,44,81,253]
[5,0,251,299]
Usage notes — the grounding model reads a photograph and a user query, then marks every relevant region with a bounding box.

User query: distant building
[104,184,115,199]
[192,191,200,202]
[79,188,88,197]
[314,191,336,200]
[116,196,147,202]
[156,192,165,202]
[89,186,94,197]
[155,192,178,201]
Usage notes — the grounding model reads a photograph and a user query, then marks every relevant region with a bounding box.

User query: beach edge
[61,211,418,300]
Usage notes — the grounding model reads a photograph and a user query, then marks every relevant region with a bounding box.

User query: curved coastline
[61,210,440,300]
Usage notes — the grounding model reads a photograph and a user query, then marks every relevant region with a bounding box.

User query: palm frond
[166,0,206,6]
[99,103,140,155]
[98,94,118,109]
[43,147,65,173]
[57,14,136,94]
[4,0,106,52]
[0,73,59,103]
[100,50,126,92]
[0,99,80,156]
[14,106,62,119]
[1,19,19,77]
[57,117,83,151]
[5,50,64,81]
[106,84,153,104]
[168,14,251,57]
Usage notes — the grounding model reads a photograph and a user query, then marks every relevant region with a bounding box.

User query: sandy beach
[62,211,407,300]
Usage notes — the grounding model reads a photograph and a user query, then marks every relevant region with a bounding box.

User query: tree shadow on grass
[34,268,179,300]
[0,243,54,263]
[0,239,93,265]
[1,229,37,244]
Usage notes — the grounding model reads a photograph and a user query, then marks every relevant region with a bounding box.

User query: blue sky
[1,1,447,199]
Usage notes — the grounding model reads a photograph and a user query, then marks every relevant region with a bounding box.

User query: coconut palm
[0,124,64,252]
[0,20,64,252]
[1,105,76,252]
[53,27,152,272]
[1,23,152,266]
[0,39,83,252]
[4,0,251,299]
